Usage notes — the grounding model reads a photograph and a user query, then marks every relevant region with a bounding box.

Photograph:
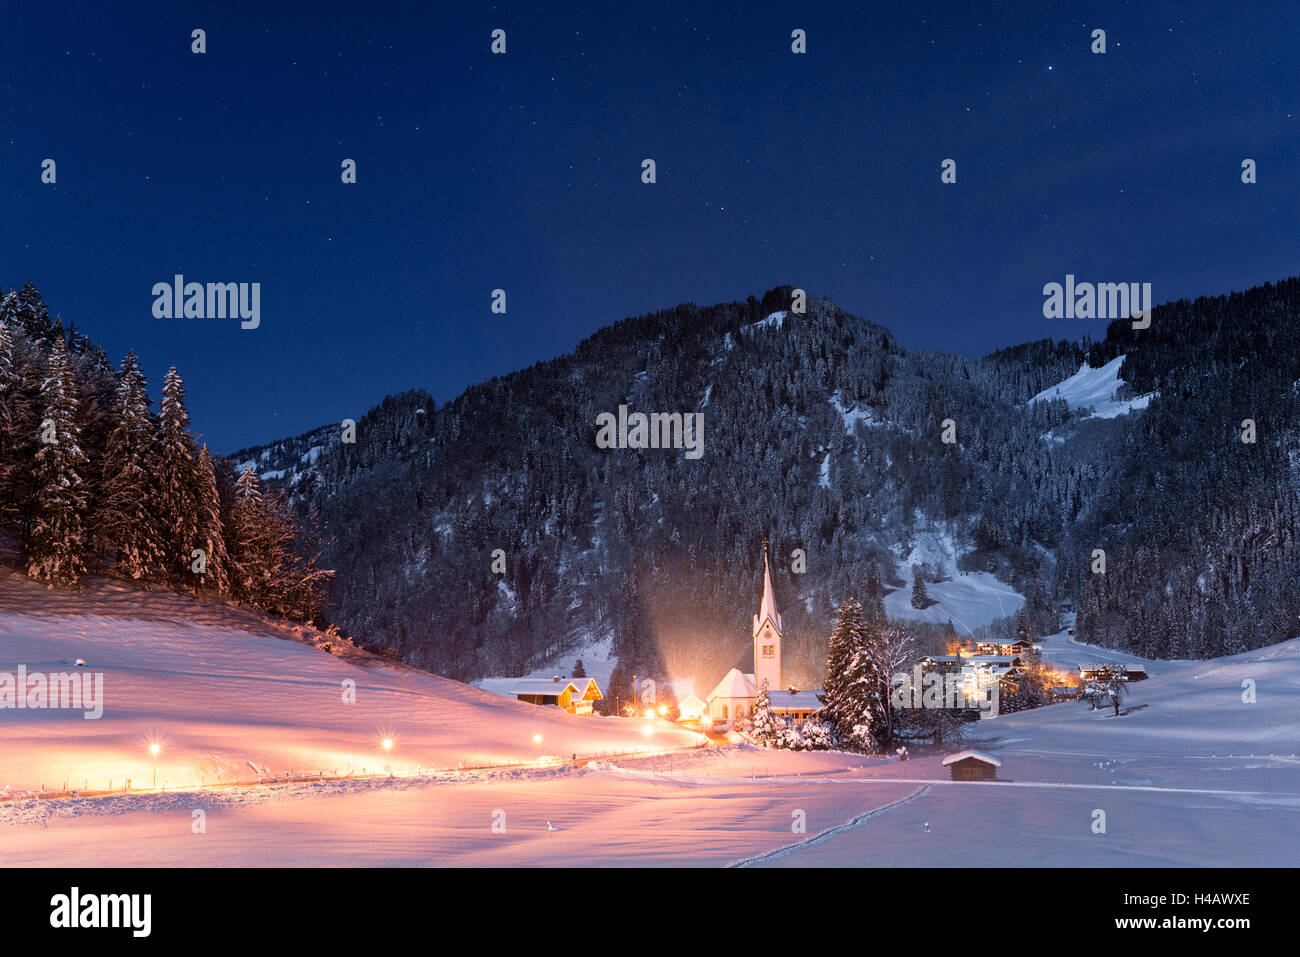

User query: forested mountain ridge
[234,278,1300,683]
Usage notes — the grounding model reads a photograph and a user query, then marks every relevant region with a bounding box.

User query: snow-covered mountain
[232,278,1300,683]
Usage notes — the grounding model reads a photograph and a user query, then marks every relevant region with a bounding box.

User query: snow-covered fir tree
[156,366,201,581]
[750,679,780,746]
[27,338,88,586]
[0,322,20,521]
[194,445,232,595]
[93,350,163,580]
[230,465,274,603]
[822,596,885,752]
[910,566,930,609]
[0,318,42,529]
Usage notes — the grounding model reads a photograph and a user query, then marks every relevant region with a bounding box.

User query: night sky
[3,2,1295,452]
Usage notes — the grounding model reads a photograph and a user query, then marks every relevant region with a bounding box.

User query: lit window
[762,644,775,658]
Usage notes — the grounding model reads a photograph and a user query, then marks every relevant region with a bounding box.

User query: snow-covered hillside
[0,574,700,795]
[1027,355,1156,419]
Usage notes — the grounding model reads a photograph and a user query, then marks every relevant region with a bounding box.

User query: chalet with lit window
[1078,664,1148,683]
[512,675,603,715]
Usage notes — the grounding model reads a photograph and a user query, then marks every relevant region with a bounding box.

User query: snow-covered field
[2,573,1297,867]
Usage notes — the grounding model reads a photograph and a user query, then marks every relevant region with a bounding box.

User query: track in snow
[729,785,931,867]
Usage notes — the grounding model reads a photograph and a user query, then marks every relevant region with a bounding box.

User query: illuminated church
[704,545,823,729]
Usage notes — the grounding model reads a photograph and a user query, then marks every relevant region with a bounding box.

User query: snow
[829,392,879,434]
[941,749,1002,767]
[1035,617,1184,678]
[4,573,1298,867]
[885,569,1025,636]
[0,573,700,795]
[1027,355,1157,420]
[818,452,831,488]
[744,311,787,333]
[880,525,1026,635]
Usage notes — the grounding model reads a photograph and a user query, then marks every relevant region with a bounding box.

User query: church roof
[768,689,823,711]
[752,548,782,637]
[707,668,756,701]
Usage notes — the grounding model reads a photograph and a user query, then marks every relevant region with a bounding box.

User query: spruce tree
[156,367,201,581]
[194,445,231,595]
[1,282,58,345]
[0,319,42,532]
[230,465,270,603]
[94,350,163,580]
[750,679,780,746]
[822,596,870,748]
[863,559,886,624]
[27,338,88,586]
[0,322,20,522]
[910,567,930,609]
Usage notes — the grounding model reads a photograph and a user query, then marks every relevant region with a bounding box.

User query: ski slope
[884,569,1025,636]
[1027,355,1156,419]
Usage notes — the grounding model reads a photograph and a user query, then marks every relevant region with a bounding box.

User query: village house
[1078,664,1148,683]
[975,637,1034,657]
[512,675,604,715]
[675,694,707,723]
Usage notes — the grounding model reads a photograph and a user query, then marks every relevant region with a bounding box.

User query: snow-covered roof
[708,668,756,701]
[768,689,823,711]
[966,655,1019,664]
[511,678,579,696]
[942,749,1002,767]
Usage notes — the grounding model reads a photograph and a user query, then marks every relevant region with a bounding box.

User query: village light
[382,738,393,775]
[657,705,667,717]
[149,743,160,789]
[532,733,542,744]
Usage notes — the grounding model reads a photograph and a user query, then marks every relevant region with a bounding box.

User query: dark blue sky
[4,2,1295,452]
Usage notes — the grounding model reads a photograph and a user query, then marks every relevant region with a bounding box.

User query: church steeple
[752,542,782,693]
[753,542,782,638]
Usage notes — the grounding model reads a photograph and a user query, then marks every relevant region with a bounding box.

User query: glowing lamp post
[382,738,393,775]
[149,743,160,789]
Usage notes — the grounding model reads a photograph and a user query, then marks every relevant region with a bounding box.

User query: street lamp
[382,738,393,775]
[149,743,160,789]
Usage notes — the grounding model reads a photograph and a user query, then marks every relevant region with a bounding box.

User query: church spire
[753,541,782,638]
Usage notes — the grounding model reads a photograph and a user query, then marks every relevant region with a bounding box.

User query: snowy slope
[0,574,701,794]
[6,637,1299,866]
[884,570,1025,635]
[1027,355,1156,419]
